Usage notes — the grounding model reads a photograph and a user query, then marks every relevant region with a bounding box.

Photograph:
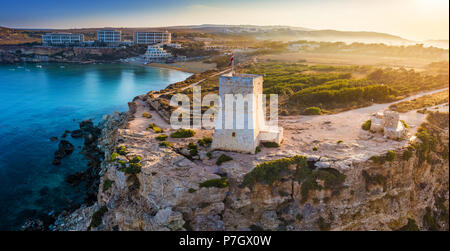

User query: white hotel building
[97,30,121,45]
[144,44,172,61]
[42,33,84,46]
[135,31,171,45]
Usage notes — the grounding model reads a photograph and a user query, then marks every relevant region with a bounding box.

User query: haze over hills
[1,24,448,48]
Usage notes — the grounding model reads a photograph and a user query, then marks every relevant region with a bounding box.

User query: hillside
[0,26,40,45]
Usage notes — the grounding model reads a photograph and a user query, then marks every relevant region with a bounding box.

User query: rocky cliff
[52,96,449,231]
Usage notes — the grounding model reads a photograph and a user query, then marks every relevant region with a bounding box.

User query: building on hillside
[211,73,283,154]
[165,43,182,48]
[42,33,84,46]
[97,30,121,45]
[135,31,171,45]
[144,44,172,61]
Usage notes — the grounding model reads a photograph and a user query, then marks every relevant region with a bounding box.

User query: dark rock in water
[61,133,67,138]
[50,137,58,142]
[21,218,45,231]
[66,172,85,186]
[39,186,49,196]
[71,129,83,138]
[53,140,74,165]
[65,130,71,133]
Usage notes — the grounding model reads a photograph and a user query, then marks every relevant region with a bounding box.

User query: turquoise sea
[0,63,191,230]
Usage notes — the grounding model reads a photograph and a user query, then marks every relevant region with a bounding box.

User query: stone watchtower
[211,73,283,154]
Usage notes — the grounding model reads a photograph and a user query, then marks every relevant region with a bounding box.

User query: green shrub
[296,166,346,203]
[119,163,142,175]
[302,107,322,115]
[400,120,409,129]
[116,159,127,168]
[386,150,396,161]
[395,219,419,231]
[156,134,168,141]
[102,179,114,192]
[261,142,280,148]
[148,123,162,133]
[296,214,304,221]
[317,217,331,231]
[188,142,198,156]
[199,177,229,188]
[402,147,414,161]
[171,129,196,138]
[370,150,396,164]
[89,206,108,229]
[188,188,196,193]
[337,140,343,144]
[142,112,152,118]
[206,152,212,159]
[362,120,372,131]
[110,152,120,161]
[198,137,213,147]
[130,156,142,163]
[423,207,440,231]
[216,154,233,165]
[159,141,172,148]
[242,155,307,187]
[255,146,261,153]
[313,147,318,151]
[116,146,129,156]
[362,170,387,191]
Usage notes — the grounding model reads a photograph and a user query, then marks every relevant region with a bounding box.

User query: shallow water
[0,63,191,230]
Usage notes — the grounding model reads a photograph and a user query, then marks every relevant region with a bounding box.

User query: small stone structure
[211,73,283,154]
[370,110,408,140]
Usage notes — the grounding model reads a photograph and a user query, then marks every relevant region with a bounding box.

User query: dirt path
[277,87,449,162]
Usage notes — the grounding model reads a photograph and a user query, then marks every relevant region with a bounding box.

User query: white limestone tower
[211,72,283,154]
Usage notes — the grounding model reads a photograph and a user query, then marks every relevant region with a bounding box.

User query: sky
[0,0,448,41]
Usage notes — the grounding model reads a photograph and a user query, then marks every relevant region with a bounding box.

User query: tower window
[232,132,236,137]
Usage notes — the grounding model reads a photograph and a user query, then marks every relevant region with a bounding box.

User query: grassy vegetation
[102,179,114,192]
[155,134,168,141]
[142,112,152,118]
[317,216,331,231]
[89,206,108,229]
[423,207,440,231]
[116,146,129,156]
[362,170,387,191]
[159,141,173,148]
[295,165,346,203]
[148,123,163,133]
[188,188,196,193]
[242,155,308,187]
[239,62,449,115]
[369,150,396,164]
[389,90,449,113]
[261,142,280,148]
[216,154,233,165]
[361,120,372,131]
[199,177,229,189]
[198,137,213,147]
[110,152,120,161]
[119,163,142,175]
[395,219,419,231]
[188,142,198,156]
[170,129,196,138]
[302,107,322,115]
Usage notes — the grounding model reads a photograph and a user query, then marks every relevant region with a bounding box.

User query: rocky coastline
[0,45,146,64]
[42,90,448,231]
[21,70,449,231]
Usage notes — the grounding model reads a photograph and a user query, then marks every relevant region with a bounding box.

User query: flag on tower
[228,54,234,67]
